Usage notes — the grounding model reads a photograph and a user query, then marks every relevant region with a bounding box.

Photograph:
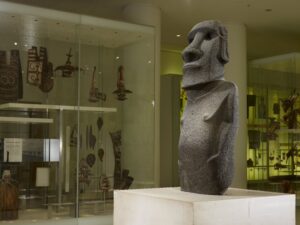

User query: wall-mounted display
[0,1,156,224]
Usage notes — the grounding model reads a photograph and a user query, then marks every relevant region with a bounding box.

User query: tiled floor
[0,215,113,225]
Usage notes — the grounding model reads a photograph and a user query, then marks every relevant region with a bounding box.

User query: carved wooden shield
[0,50,22,101]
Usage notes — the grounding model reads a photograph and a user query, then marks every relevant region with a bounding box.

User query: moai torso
[179,20,239,195]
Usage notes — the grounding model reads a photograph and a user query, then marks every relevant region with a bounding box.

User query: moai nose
[182,48,203,63]
[182,31,205,63]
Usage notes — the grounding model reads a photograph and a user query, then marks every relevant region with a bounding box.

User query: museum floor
[0,205,298,225]
[297,207,300,225]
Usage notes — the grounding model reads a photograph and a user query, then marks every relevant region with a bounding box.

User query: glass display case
[247,53,300,197]
[0,2,156,224]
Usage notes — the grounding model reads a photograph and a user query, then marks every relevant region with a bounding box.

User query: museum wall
[160,75,180,187]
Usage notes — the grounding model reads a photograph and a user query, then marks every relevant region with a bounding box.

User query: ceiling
[2,0,300,59]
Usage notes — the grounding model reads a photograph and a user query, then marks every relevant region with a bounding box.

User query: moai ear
[217,25,229,64]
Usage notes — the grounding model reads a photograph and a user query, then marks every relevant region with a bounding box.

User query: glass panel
[0,11,80,224]
[0,3,155,225]
[77,18,155,223]
[247,54,300,196]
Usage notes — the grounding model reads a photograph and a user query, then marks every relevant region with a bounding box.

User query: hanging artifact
[281,180,294,194]
[27,47,53,92]
[286,144,297,162]
[248,130,261,149]
[89,125,96,150]
[89,66,106,102]
[0,170,18,220]
[110,130,134,189]
[273,103,280,114]
[27,47,43,86]
[0,50,22,101]
[98,148,104,161]
[247,158,254,167]
[119,169,134,189]
[113,65,132,101]
[281,90,300,129]
[265,117,280,140]
[78,158,92,193]
[99,175,111,192]
[55,48,82,77]
[274,162,287,170]
[110,130,122,189]
[86,153,96,168]
[97,117,103,131]
[86,126,89,150]
[258,96,266,119]
[70,126,77,147]
[39,48,54,92]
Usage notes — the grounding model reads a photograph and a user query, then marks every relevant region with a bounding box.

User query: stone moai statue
[179,20,239,195]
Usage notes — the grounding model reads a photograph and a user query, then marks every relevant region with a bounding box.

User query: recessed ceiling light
[14,42,18,46]
[265,8,272,12]
[116,56,120,60]
[148,60,152,64]
[176,34,181,37]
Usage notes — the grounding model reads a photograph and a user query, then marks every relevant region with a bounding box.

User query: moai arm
[206,83,238,163]
[207,83,238,192]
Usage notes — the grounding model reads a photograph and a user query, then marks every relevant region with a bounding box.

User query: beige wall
[161,49,183,76]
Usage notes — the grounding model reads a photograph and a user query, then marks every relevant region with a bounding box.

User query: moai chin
[179,20,239,195]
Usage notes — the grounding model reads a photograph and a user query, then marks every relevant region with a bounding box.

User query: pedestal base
[114,187,295,225]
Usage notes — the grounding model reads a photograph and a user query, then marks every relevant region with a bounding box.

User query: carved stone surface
[179,20,239,195]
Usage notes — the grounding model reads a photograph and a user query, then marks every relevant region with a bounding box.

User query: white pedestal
[114,187,295,225]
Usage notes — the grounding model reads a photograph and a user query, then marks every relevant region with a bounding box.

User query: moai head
[182,20,229,88]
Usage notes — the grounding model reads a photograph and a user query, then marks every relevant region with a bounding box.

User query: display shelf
[0,116,53,124]
[0,103,117,113]
[277,128,300,134]
[247,166,269,168]
[248,124,267,128]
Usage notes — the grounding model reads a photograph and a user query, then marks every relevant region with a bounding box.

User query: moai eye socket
[188,36,194,44]
[205,30,218,40]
